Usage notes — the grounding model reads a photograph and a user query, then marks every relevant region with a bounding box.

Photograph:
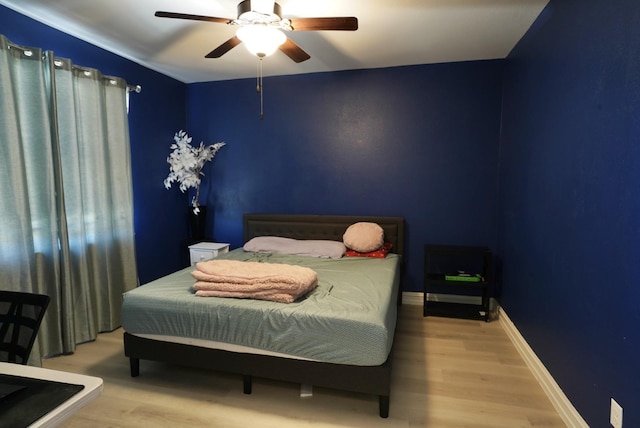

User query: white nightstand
[188,242,230,265]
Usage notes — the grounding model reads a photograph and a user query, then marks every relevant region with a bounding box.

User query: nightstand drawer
[188,242,230,265]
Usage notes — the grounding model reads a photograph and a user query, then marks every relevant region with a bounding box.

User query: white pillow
[243,236,346,259]
[343,222,384,253]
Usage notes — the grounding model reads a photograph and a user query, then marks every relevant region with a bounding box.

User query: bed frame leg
[243,375,252,394]
[129,357,140,377]
[379,395,390,418]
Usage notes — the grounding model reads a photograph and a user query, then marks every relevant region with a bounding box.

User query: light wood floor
[43,305,566,427]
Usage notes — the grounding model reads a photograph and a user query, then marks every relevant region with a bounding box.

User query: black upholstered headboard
[243,214,405,255]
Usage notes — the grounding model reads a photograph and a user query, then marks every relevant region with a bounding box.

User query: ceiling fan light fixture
[249,0,276,15]
[237,0,282,22]
[236,25,286,57]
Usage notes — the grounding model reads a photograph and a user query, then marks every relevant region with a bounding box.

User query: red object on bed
[345,242,393,258]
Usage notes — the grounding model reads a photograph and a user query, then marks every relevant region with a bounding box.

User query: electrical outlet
[610,398,623,428]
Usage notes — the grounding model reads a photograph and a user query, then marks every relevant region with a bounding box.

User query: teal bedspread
[121,249,401,366]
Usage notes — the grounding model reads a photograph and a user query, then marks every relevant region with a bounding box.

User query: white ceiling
[0,0,549,84]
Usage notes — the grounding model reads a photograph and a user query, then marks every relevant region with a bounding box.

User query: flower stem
[194,183,201,211]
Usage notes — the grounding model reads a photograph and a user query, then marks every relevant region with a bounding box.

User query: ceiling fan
[155,0,359,62]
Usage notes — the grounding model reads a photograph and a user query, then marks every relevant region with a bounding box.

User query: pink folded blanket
[192,259,318,303]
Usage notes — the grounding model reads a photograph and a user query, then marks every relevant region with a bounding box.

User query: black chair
[0,290,50,364]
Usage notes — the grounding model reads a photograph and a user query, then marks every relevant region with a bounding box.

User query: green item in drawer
[445,273,482,282]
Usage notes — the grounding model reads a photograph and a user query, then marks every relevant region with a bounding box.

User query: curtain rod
[127,85,142,94]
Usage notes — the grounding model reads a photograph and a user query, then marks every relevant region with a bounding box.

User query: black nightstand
[423,244,493,321]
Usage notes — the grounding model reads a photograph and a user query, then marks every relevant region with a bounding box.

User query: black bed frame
[124,213,405,418]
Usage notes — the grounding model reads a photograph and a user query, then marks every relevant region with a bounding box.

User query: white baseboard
[402,291,587,426]
[402,291,423,305]
[498,307,588,427]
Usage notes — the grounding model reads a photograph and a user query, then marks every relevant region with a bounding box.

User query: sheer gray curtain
[0,35,138,364]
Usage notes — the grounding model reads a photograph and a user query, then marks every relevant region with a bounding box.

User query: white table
[188,242,230,265]
[0,362,103,427]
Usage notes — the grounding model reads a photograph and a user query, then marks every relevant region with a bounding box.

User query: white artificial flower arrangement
[163,130,226,214]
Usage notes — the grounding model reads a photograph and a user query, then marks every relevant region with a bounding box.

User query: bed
[122,213,405,418]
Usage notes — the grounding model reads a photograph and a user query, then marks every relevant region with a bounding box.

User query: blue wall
[499,0,640,426]
[1,5,504,290]
[0,5,189,284]
[187,62,504,291]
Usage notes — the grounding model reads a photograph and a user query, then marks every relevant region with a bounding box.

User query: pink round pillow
[343,222,384,253]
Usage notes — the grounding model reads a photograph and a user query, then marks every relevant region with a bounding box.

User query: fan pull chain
[256,57,264,120]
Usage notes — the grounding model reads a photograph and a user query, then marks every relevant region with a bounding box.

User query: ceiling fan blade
[205,36,242,58]
[279,38,311,63]
[289,17,358,31]
[155,11,231,24]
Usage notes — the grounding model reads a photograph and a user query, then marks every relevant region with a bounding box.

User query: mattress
[121,249,401,366]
